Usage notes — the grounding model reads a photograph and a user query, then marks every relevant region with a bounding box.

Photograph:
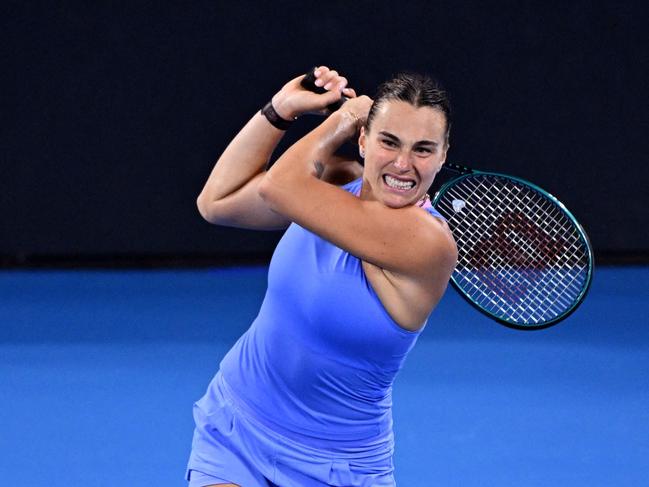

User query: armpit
[321,157,363,186]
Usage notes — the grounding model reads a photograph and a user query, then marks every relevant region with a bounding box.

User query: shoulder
[368,207,456,331]
[418,194,446,221]
[412,203,458,282]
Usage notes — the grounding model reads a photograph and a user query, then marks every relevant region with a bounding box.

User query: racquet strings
[435,174,591,327]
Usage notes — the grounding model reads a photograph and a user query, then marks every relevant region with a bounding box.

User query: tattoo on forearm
[314,160,325,179]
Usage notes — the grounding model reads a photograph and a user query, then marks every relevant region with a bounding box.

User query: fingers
[313,66,349,94]
[275,66,357,118]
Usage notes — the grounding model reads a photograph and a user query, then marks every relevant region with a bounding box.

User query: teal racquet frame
[432,163,594,330]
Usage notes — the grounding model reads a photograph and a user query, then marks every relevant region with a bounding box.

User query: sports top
[217,177,445,448]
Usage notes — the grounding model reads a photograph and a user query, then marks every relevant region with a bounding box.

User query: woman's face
[358,100,448,209]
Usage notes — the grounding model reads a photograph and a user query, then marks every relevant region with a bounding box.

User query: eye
[414,146,434,155]
[380,138,398,148]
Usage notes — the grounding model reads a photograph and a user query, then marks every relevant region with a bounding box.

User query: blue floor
[1,267,648,486]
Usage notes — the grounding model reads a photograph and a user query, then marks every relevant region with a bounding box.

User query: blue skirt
[186,371,396,487]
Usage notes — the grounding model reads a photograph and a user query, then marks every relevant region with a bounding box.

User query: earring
[359,148,365,158]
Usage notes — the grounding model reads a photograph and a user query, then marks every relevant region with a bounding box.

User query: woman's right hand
[271,66,357,120]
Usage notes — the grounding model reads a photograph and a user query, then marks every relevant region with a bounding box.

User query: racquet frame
[432,162,594,330]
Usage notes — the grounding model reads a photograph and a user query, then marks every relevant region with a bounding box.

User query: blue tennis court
[1,266,647,486]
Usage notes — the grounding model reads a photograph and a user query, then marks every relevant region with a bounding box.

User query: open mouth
[383,174,416,191]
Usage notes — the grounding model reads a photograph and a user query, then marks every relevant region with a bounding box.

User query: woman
[187,66,457,487]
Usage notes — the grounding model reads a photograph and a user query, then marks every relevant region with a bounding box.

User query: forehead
[369,100,447,143]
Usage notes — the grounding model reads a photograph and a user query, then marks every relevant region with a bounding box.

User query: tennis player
[187,66,457,486]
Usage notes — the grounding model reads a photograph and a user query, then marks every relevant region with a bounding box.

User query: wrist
[271,93,299,120]
[311,111,358,154]
[261,100,295,130]
[333,110,361,140]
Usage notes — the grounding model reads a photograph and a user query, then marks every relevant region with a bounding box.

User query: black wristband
[261,101,294,130]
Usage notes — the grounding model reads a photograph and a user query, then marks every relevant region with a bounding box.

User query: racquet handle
[300,67,349,112]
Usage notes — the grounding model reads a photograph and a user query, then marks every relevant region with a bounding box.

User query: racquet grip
[300,67,348,112]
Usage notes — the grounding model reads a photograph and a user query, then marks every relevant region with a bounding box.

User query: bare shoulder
[418,208,458,281]
[389,204,457,291]
[366,210,456,331]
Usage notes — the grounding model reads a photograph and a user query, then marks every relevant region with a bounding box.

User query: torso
[216,176,449,443]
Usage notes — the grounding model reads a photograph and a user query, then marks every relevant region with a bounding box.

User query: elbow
[258,172,290,216]
[196,192,216,224]
[257,173,279,209]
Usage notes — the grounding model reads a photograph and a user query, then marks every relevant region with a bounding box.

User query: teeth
[384,175,415,190]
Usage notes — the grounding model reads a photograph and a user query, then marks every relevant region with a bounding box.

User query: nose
[393,150,412,172]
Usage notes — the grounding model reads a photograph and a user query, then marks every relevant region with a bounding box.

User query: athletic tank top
[218,178,445,444]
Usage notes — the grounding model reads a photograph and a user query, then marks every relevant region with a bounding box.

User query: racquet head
[432,168,594,330]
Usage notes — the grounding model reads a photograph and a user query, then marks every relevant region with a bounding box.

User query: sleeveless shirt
[217,178,445,447]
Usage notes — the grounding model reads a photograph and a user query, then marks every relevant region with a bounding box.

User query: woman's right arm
[196,111,292,230]
[196,69,355,230]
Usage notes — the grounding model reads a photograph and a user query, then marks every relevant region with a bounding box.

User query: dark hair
[366,72,451,144]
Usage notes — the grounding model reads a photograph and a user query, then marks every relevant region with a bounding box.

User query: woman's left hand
[334,94,373,139]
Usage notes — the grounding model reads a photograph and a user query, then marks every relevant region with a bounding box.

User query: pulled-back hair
[366,72,451,144]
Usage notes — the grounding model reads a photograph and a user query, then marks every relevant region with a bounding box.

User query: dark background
[2,1,648,267]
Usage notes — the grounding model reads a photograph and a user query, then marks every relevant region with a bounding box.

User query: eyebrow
[378,131,439,147]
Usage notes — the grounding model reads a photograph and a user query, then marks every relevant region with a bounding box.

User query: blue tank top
[218,178,445,445]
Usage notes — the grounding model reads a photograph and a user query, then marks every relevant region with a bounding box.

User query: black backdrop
[2,1,648,266]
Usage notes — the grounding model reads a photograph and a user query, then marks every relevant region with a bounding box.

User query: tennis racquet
[300,69,594,330]
[432,163,593,330]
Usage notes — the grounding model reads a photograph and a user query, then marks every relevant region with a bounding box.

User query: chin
[381,191,421,209]
[381,185,427,209]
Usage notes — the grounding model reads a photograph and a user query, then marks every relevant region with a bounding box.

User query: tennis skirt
[185,371,396,487]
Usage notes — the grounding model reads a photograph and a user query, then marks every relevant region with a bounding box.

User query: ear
[358,126,366,155]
